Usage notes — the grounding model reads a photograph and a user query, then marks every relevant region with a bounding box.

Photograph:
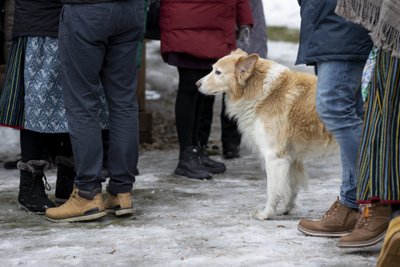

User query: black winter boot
[222,143,240,159]
[175,146,212,180]
[198,147,226,174]
[55,156,75,204]
[17,160,56,214]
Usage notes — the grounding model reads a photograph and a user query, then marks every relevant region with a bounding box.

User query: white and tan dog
[197,49,337,220]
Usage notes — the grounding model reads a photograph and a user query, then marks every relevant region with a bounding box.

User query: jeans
[316,61,365,209]
[59,0,145,194]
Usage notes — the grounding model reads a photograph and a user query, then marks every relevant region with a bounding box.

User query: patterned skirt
[24,36,68,132]
[357,49,400,204]
[0,37,108,133]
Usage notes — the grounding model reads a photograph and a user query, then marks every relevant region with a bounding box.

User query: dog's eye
[215,70,221,75]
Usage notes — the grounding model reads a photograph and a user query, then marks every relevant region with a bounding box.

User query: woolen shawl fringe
[336,0,400,58]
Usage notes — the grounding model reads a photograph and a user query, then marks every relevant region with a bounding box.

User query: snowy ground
[0,132,380,267]
[0,149,380,267]
[0,2,381,267]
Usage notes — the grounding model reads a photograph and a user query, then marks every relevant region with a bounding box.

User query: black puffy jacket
[13,0,62,38]
[296,0,373,65]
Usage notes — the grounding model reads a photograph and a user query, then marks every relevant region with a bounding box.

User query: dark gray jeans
[59,0,144,194]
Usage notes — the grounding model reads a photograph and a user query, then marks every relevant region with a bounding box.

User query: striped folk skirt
[357,49,400,204]
[0,37,26,128]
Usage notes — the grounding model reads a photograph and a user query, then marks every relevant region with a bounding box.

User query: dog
[196,49,338,220]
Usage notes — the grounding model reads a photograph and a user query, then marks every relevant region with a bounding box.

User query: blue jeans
[316,61,365,209]
[59,1,145,194]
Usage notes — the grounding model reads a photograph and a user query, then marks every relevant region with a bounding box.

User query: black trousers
[176,67,210,153]
[197,94,241,148]
[20,129,72,163]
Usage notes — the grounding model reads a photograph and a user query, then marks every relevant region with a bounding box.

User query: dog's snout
[195,78,202,88]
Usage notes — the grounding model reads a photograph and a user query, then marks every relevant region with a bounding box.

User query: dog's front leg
[253,157,291,220]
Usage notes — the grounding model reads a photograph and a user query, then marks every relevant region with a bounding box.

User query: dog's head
[197,49,260,97]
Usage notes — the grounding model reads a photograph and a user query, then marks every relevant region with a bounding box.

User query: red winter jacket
[160,0,253,62]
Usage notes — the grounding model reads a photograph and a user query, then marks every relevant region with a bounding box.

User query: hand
[237,25,251,48]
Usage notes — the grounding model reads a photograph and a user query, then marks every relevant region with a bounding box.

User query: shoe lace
[30,172,51,196]
[323,200,341,218]
[42,173,51,191]
[188,148,202,164]
[356,205,373,228]
[61,189,77,207]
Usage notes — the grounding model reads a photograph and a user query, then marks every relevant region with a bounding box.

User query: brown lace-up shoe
[337,203,391,248]
[46,186,106,222]
[104,192,134,216]
[377,216,400,267]
[298,197,358,237]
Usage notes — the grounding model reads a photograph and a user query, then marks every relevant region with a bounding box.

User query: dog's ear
[235,54,259,86]
[231,48,248,56]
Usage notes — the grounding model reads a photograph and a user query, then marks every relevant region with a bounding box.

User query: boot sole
[377,232,400,267]
[297,225,350,237]
[106,208,134,217]
[337,231,386,248]
[203,165,226,174]
[174,168,212,180]
[18,203,47,215]
[46,211,107,222]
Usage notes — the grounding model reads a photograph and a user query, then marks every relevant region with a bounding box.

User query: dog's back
[224,56,337,161]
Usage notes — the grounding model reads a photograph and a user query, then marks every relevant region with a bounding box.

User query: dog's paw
[252,210,272,220]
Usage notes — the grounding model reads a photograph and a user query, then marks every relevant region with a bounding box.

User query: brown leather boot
[46,186,106,222]
[298,197,358,237]
[104,192,134,216]
[337,203,391,248]
[377,216,400,267]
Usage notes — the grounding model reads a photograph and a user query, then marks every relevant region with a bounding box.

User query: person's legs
[100,1,143,196]
[375,49,400,266]
[221,93,241,159]
[176,68,204,152]
[53,133,75,203]
[196,94,214,148]
[46,3,115,222]
[174,68,211,179]
[194,75,226,174]
[47,1,145,221]
[316,60,365,209]
[338,49,395,248]
[58,4,107,194]
[298,60,365,237]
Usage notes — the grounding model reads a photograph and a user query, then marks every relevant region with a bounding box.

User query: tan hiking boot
[337,203,391,248]
[104,192,134,216]
[46,186,106,222]
[298,197,358,237]
[377,216,400,267]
